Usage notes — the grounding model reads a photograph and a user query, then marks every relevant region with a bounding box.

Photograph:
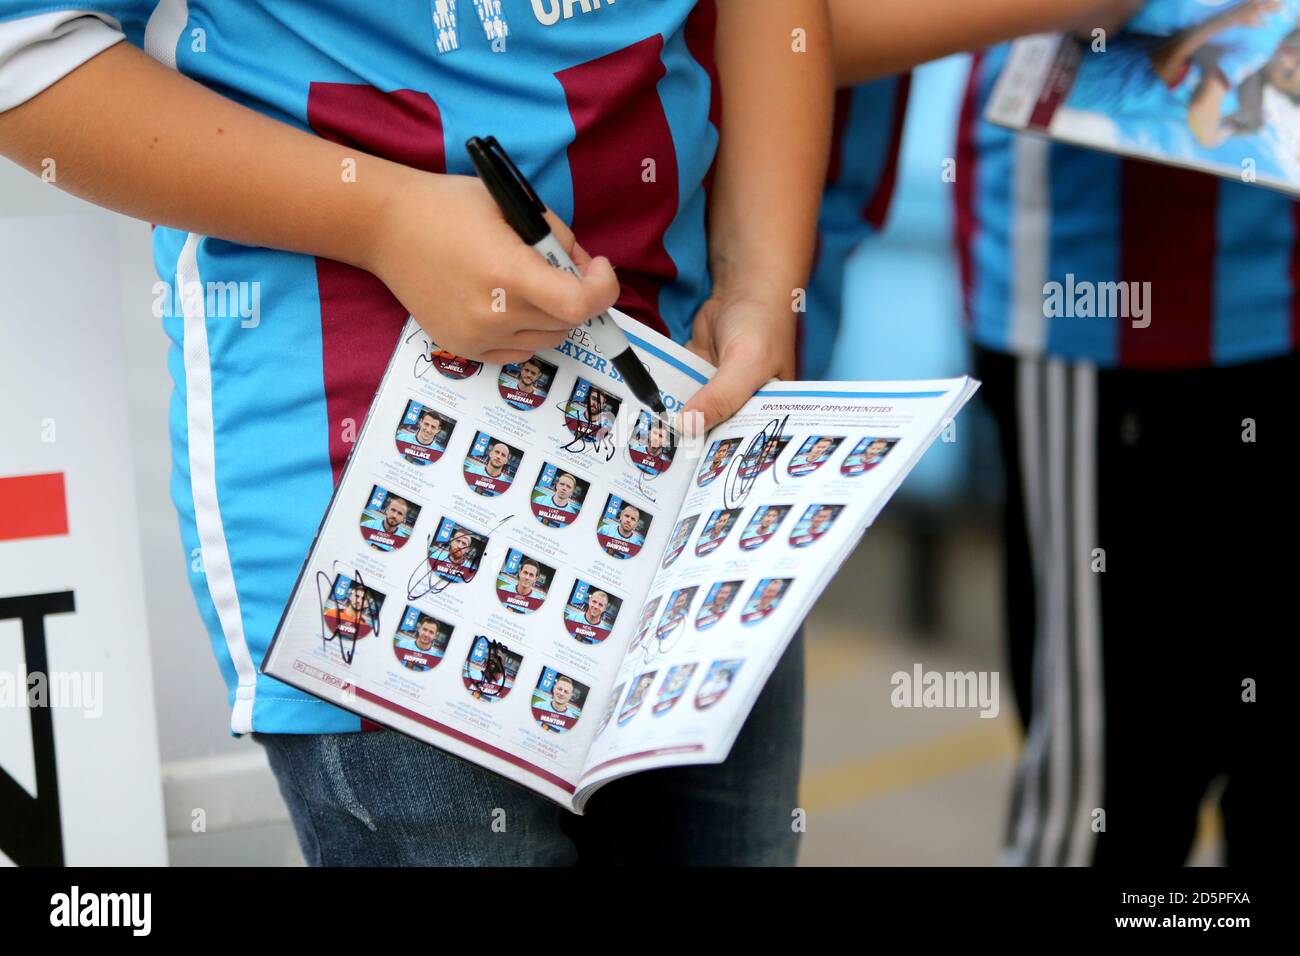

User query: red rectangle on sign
[0,472,69,541]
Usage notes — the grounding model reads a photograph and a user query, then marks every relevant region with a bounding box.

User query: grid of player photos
[600,430,906,731]
[308,338,677,740]
[691,432,901,491]
[305,316,912,747]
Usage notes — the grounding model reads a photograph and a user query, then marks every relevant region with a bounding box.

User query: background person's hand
[368,170,620,365]
[1180,0,1282,39]
[681,292,796,432]
[1214,0,1281,31]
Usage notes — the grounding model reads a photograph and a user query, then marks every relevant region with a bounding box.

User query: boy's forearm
[831,0,1142,85]
[0,41,406,272]
[711,0,833,306]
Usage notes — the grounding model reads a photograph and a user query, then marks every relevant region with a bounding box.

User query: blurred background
[0,56,1221,866]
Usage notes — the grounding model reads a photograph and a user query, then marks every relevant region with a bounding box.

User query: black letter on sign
[0,590,74,866]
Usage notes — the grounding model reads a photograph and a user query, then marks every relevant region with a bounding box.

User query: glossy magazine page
[986,2,1300,197]
[263,310,978,812]
[575,377,980,809]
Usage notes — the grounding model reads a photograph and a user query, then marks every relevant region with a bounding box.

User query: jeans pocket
[318,734,378,832]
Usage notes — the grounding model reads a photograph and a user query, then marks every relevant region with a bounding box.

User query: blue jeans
[256,631,804,866]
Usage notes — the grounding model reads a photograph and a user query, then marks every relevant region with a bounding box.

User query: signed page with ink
[262,312,978,811]
[575,378,979,804]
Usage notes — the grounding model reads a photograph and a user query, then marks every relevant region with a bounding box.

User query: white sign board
[0,211,167,865]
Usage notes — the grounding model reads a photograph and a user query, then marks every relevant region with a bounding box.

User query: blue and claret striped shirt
[957,45,1300,369]
[0,0,723,734]
[802,75,910,379]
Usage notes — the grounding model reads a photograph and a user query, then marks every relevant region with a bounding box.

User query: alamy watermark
[152,279,261,328]
[0,670,103,718]
[1043,273,1151,329]
[891,664,999,719]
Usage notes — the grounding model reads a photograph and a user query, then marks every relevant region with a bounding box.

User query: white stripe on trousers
[1006,357,1103,865]
[1068,363,1103,865]
[1038,360,1071,862]
[1005,358,1047,864]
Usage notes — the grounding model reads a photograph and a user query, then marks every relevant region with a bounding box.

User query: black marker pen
[466,135,667,415]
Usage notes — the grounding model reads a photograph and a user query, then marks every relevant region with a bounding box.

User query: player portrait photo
[655,586,699,648]
[695,437,742,487]
[695,579,744,631]
[653,663,698,716]
[564,579,622,645]
[738,504,790,551]
[618,670,658,726]
[394,400,455,467]
[562,377,621,441]
[498,354,558,411]
[462,635,522,703]
[789,504,844,548]
[495,549,555,615]
[392,606,453,672]
[531,668,589,734]
[841,436,900,476]
[737,433,791,480]
[530,462,589,528]
[596,495,651,560]
[627,411,676,477]
[695,659,744,710]
[630,595,662,655]
[462,431,523,497]
[426,518,488,585]
[740,577,794,625]
[424,341,483,380]
[695,507,742,557]
[787,435,845,477]
[661,513,698,569]
[320,573,383,664]
[358,485,419,552]
[595,682,624,738]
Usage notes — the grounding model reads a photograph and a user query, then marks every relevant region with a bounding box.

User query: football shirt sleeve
[0,9,133,111]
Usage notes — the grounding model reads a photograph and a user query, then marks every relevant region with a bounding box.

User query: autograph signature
[556,400,618,462]
[406,515,514,601]
[722,415,789,509]
[315,565,380,666]
[406,328,483,382]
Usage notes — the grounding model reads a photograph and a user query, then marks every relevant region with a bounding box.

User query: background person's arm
[1186,75,1236,147]
[1150,0,1279,86]
[831,0,1143,85]
[682,0,833,431]
[0,32,617,364]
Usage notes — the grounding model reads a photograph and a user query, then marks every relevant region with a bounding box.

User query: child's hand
[681,292,796,431]
[367,170,620,365]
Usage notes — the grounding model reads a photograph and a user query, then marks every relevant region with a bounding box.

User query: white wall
[1,158,245,765]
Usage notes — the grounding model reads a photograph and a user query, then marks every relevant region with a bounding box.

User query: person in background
[828,0,1280,865]
[808,0,1143,378]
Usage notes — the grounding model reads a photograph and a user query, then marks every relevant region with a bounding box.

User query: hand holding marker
[466,136,668,416]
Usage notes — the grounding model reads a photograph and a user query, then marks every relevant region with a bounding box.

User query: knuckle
[557,290,591,326]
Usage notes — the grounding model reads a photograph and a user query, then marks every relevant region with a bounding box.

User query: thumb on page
[680,334,780,432]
